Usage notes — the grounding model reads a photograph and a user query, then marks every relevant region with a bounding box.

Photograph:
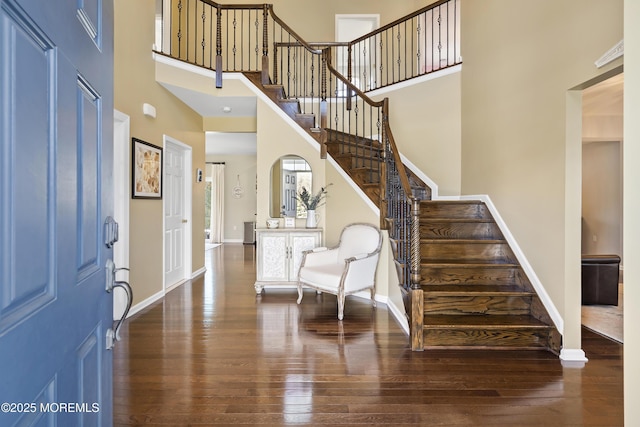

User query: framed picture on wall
[132,137,163,199]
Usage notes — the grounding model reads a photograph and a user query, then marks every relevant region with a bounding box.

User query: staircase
[159,0,560,354]
[419,200,560,352]
[245,72,561,354]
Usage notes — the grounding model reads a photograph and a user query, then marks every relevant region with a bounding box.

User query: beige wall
[460,0,623,350]
[205,155,258,242]
[624,0,640,423]
[115,0,206,305]
[255,99,326,232]
[372,71,462,196]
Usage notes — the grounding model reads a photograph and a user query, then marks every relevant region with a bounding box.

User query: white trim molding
[560,348,588,363]
[192,267,206,279]
[127,290,164,319]
[595,39,624,68]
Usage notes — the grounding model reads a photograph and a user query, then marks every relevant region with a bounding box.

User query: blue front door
[0,0,114,425]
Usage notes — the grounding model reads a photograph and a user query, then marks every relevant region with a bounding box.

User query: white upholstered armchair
[296,223,383,320]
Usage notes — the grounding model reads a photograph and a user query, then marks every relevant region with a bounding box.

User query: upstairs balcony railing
[340,0,460,92]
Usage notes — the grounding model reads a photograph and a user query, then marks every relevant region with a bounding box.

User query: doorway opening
[580,73,624,343]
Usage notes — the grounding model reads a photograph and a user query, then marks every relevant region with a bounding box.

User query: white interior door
[164,137,192,289]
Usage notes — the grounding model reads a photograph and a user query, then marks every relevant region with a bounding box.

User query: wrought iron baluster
[437,6,442,69]
[201,3,206,66]
[177,0,182,58]
[215,6,222,87]
[209,5,213,68]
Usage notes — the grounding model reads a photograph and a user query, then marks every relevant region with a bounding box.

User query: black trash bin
[581,254,621,305]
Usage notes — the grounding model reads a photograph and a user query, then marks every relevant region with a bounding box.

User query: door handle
[106,264,133,350]
[182,219,188,223]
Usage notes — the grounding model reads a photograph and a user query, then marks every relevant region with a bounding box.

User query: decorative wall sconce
[142,103,156,118]
[233,174,243,198]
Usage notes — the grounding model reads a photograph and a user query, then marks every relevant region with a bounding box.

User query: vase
[305,210,320,228]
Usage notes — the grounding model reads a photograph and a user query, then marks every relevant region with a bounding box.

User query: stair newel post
[215,5,222,88]
[319,48,329,159]
[410,197,421,287]
[346,44,353,111]
[410,196,424,350]
[261,5,270,85]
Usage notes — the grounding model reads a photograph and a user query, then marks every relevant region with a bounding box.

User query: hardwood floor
[114,244,623,426]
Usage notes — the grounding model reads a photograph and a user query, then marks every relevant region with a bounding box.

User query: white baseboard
[560,348,588,363]
[192,267,206,279]
[386,298,410,335]
[127,290,164,319]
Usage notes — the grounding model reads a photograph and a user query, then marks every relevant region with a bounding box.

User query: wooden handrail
[381,100,415,202]
[350,0,452,44]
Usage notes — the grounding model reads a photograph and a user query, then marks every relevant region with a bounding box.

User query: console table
[254,228,322,294]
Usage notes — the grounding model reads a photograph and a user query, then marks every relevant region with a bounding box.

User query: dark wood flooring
[113,244,623,426]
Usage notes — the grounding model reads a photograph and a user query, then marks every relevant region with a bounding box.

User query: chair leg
[370,287,376,307]
[337,290,345,320]
[296,282,303,304]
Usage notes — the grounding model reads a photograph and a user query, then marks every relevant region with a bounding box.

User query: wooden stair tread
[421,238,507,244]
[326,139,383,150]
[422,285,530,295]
[420,217,495,223]
[423,315,550,329]
[421,200,484,206]
[421,261,519,267]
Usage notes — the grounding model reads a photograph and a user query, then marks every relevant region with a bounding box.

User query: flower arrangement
[297,184,332,210]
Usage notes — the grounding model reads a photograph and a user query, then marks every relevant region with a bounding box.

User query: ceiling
[583,73,623,117]
[159,82,257,117]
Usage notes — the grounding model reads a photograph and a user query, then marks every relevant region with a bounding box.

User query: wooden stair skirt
[416,200,561,353]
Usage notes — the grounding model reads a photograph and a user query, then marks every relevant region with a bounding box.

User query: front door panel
[0,0,114,425]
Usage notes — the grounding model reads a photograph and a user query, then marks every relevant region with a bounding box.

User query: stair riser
[351,169,380,184]
[335,155,382,172]
[326,142,382,156]
[420,222,503,240]
[278,100,301,117]
[263,86,285,100]
[421,202,490,219]
[420,266,519,285]
[421,242,516,264]
[423,328,551,348]
[295,115,315,129]
[424,295,532,315]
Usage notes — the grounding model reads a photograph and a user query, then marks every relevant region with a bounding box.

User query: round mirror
[269,155,312,218]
